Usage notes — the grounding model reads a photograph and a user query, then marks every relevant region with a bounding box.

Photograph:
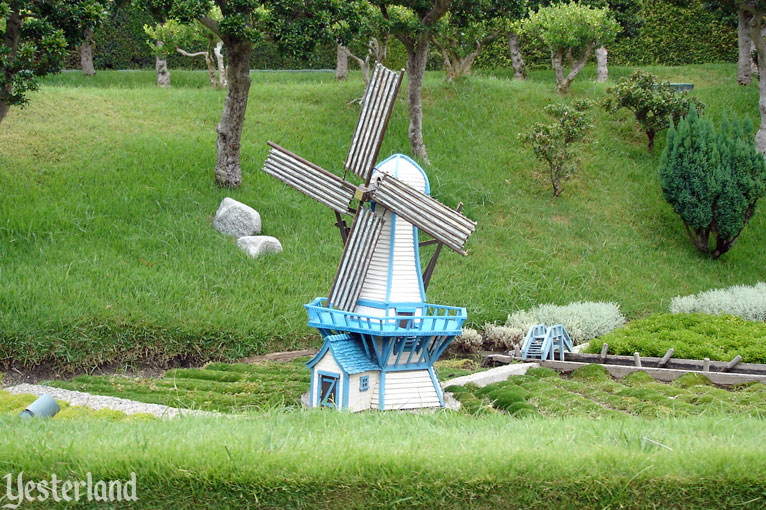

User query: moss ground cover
[447,364,766,418]
[42,357,485,412]
[2,64,764,372]
[584,313,766,362]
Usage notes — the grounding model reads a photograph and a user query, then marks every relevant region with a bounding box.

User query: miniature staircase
[371,370,441,410]
[521,324,573,361]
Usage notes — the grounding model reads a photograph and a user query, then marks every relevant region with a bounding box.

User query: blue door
[318,373,339,408]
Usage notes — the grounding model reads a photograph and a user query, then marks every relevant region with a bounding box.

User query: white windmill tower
[262,63,476,411]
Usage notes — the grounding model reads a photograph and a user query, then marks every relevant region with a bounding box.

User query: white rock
[237,236,282,258]
[213,197,261,237]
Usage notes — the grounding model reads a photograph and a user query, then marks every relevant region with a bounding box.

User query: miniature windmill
[262,63,476,411]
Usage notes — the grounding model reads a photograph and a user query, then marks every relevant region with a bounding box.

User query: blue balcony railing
[305,298,466,336]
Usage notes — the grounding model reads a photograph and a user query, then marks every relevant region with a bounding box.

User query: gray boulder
[213,197,261,237]
[237,236,283,258]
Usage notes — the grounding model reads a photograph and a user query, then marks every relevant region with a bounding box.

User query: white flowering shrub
[670,283,766,321]
[503,301,626,346]
[483,323,519,350]
[450,328,483,353]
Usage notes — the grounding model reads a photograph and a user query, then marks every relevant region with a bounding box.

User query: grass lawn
[1,410,765,508]
[1,64,764,371]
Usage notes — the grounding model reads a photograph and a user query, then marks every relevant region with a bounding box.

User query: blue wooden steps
[521,324,574,361]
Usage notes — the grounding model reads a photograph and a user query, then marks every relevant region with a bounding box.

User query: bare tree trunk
[0,9,21,126]
[80,28,95,76]
[508,31,526,80]
[402,33,431,162]
[336,44,349,81]
[595,46,608,82]
[552,44,594,94]
[214,38,253,188]
[739,8,754,85]
[155,41,170,88]
[749,15,766,155]
[370,37,388,64]
[214,41,227,87]
[348,52,372,87]
[177,47,218,88]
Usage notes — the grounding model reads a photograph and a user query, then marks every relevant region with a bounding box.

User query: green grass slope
[1,65,763,370]
[2,411,765,509]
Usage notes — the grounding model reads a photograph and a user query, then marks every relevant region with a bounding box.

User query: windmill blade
[344,63,404,184]
[328,207,385,312]
[370,174,476,256]
[263,141,356,215]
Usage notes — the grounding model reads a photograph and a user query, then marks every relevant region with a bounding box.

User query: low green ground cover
[43,357,486,412]
[584,313,766,362]
[2,64,764,372]
[1,411,765,509]
[0,389,155,421]
[447,364,766,418]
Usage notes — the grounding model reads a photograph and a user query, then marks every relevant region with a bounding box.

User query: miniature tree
[431,0,525,81]
[520,100,593,197]
[0,0,102,125]
[139,0,363,188]
[336,5,391,88]
[603,70,705,153]
[375,1,451,163]
[659,107,766,259]
[521,2,619,93]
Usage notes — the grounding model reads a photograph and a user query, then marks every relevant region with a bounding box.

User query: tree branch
[422,0,451,26]
[177,48,209,58]
[199,15,222,39]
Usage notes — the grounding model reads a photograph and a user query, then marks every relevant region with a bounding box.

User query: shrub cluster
[670,283,766,322]
[450,328,483,353]
[585,313,766,363]
[498,301,626,347]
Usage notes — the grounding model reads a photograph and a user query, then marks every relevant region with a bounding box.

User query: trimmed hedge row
[70,0,735,72]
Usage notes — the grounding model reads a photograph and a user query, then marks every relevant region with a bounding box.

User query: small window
[359,375,369,392]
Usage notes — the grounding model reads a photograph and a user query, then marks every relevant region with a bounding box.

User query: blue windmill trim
[307,333,382,375]
[305,297,467,337]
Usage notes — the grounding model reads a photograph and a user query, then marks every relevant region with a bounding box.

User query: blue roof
[307,334,380,374]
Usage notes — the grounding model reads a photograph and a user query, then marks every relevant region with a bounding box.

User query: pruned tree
[740,1,766,153]
[144,20,185,87]
[1,0,102,125]
[585,0,642,82]
[522,1,619,94]
[76,0,110,76]
[374,1,451,163]
[660,108,766,258]
[336,4,391,88]
[140,0,363,188]
[520,100,593,197]
[431,0,525,81]
[603,69,705,153]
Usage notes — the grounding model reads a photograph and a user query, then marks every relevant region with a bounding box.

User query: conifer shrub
[659,107,766,259]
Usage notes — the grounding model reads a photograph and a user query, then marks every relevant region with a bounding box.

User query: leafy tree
[145,10,226,89]
[374,0,451,163]
[139,0,362,187]
[76,0,109,75]
[659,107,766,259]
[521,1,619,93]
[0,0,102,125]
[603,69,705,153]
[520,100,593,197]
[336,3,391,87]
[431,0,525,81]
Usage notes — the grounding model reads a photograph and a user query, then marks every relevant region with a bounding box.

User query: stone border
[444,363,539,388]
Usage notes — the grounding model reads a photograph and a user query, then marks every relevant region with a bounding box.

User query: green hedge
[69,0,735,72]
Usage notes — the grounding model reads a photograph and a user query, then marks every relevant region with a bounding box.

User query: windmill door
[318,373,340,408]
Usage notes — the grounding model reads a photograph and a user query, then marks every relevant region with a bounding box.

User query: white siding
[347,371,379,412]
[355,155,427,316]
[372,370,441,410]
